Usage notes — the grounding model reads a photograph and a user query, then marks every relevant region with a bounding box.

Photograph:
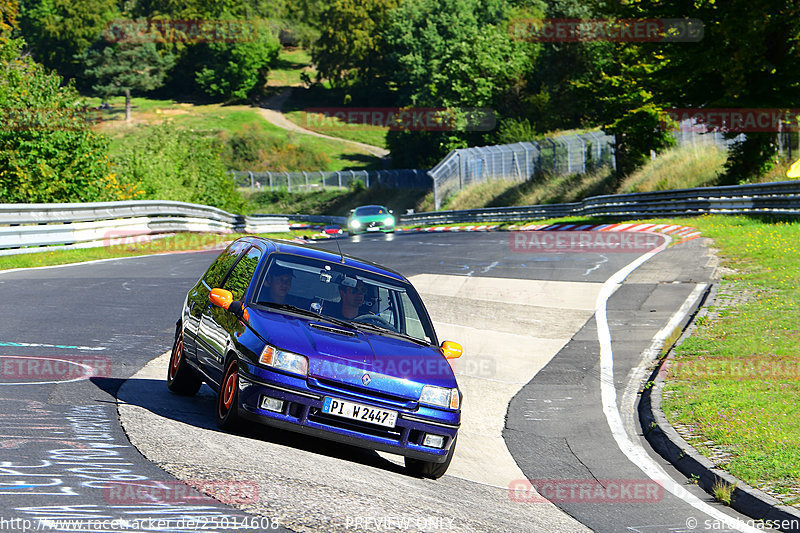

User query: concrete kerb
[639,283,800,531]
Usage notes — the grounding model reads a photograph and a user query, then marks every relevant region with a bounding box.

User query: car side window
[223,246,262,301]
[203,241,248,288]
[399,292,427,340]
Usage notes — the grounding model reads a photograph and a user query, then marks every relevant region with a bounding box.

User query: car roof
[246,237,406,282]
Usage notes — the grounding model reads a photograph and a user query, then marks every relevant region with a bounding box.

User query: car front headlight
[420,385,460,409]
[260,345,308,376]
[350,220,361,229]
[384,217,394,226]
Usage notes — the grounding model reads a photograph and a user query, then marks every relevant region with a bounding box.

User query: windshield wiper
[351,322,431,346]
[258,302,355,330]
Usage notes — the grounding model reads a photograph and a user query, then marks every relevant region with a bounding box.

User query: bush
[222,124,331,171]
[0,37,133,203]
[111,123,244,212]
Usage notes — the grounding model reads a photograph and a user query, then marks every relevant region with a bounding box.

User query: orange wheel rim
[169,337,182,379]
[222,366,237,410]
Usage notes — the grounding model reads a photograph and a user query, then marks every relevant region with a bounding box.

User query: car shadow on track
[115,376,408,475]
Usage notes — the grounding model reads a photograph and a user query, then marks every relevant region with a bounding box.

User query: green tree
[193,19,280,101]
[382,0,538,167]
[18,0,117,78]
[312,0,398,87]
[82,42,175,121]
[622,0,800,182]
[0,38,132,203]
[1,0,18,36]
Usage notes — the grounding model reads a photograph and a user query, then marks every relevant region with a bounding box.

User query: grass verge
[0,231,315,272]
[658,214,800,503]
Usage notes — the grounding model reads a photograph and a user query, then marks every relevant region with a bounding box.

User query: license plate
[322,397,397,428]
[366,226,381,232]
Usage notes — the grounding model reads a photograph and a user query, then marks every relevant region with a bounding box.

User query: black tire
[166,329,202,396]
[216,357,241,430]
[405,436,457,479]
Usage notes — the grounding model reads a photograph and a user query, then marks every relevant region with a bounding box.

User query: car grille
[311,377,416,410]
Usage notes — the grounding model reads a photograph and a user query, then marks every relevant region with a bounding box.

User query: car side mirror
[209,288,233,309]
[210,289,249,321]
[440,341,463,359]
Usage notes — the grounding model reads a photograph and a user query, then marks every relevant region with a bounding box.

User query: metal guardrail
[3,180,798,256]
[400,181,800,225]
[287,214,348,226]
[0,201,290,256]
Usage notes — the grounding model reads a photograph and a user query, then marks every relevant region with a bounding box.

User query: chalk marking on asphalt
[597,241,761,533]
[0,341,106,351]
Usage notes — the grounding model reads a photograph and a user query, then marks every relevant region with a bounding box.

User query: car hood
[351,214,392,222]
[248,307,457,391]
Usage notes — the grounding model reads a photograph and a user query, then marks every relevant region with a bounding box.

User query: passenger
[262,266,294,304]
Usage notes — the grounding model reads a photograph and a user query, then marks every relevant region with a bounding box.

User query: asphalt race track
[0,231,768,532]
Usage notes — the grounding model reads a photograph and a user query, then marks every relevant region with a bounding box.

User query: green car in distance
[347,205,395,236]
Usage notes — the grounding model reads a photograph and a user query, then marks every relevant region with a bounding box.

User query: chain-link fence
[429,132,616,209]
[673,122,800,161]
[231,169,431,192]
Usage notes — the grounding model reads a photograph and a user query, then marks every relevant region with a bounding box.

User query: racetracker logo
[0,355,111,383]
[104,480,259,505]
[664,108,800,133]
[103,19,257,43]
[102,230,231,255]
[509,231,665,253]
[302,107,497,132]
[509,18,704,42]
[509,479,663,503]
[665,356,800,381]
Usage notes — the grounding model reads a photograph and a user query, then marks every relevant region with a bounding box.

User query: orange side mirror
[209,288,233,310]
[441,340,463,359]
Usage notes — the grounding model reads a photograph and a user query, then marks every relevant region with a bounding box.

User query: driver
[327,280,367,320]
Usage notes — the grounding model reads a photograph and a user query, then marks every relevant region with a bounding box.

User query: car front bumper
[349,220,394,234]
[238,364,459,463]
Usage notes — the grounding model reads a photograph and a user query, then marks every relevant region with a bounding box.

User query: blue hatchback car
[169,236,463,478]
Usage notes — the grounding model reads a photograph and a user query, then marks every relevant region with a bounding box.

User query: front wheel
[216,357,241,430]
[405,436,457,479]
[167,330,202,396]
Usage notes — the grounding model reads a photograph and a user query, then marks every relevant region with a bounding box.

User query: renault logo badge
[362,374,371,386]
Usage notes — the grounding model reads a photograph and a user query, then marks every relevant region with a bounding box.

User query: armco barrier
[0,201,289,256]
[3,180,799,256]
[400,180,800,225]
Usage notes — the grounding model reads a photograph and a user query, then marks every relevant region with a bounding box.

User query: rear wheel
[405,436,457,479]
[216,358,241,430]
[166,330,202,396]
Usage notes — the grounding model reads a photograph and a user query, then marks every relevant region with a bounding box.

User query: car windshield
[355,206,387,216]
[253,254,435,344]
